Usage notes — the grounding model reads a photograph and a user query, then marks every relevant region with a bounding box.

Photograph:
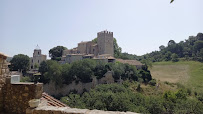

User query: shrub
[20,76,32,82]
[197,92,203,103]
[149,79,156,86]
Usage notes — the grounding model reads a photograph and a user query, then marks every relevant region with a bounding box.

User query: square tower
[97,30,114,56]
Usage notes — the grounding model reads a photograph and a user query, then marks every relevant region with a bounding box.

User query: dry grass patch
[150,64,189,83]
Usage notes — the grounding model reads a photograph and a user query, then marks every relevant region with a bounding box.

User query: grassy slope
[150,61,203,92]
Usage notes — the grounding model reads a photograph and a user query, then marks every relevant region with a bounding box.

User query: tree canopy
[49,46,67,61]
[38,59,152,86]
[140,33,203,62]
[10,54,30,73]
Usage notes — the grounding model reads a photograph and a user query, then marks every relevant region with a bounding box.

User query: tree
[168,40,176,46]
[194,41,203,52]
[113,38,122,58]
[199,48,203,60]
[164,51,172,61]
[38,61,48,83]
[43,60,63,86]
[159,45,165,51]
[61,63,72,84]
[171,53,179,62]
[39,61,48,75]
[94,62,108,79]
[10,54,30,73]
[69,59,96,83]
[49,46,67,61]
[196,33,203,41]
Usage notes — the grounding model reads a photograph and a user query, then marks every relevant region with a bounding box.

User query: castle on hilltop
[61,30,115,64]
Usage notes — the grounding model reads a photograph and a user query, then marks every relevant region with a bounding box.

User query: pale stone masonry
[64,30,114,57]
[27,106,139,114]
[0,52,43,114]
[3,81,43,114]
[97,31,114,56]
[61,30,114,64]
[0,52,9,112]
[30,45,47,69]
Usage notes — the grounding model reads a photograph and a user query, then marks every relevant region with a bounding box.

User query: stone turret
[97,30,114,56]
[30,45,47,69]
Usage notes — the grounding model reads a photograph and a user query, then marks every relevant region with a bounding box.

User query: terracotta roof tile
[41,92,68,107]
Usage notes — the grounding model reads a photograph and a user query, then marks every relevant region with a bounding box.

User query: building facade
[62,30,114,58]
[30,46,47,69]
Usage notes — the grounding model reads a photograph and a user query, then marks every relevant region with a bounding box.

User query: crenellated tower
[97,30,114,56]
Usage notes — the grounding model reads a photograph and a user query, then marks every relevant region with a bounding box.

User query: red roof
[41,92,68,107]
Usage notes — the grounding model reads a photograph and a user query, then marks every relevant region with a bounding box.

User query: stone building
[97,31,114,56]
[61,30,114,64]
[62,30,114,57]
[30,45,47,69]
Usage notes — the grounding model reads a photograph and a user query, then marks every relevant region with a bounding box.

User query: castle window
[32,59,33,63]
[38,52,39,55]
[38,60,39,63]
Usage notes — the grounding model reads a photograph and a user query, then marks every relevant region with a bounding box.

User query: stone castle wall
[43,71,115,96]
[97,31,114,56]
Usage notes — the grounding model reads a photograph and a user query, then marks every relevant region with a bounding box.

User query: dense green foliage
[9,54,30,74]
[61,83,203,114]
[38,59,152,86]
[49,46,67,61]
[141,33,203,62]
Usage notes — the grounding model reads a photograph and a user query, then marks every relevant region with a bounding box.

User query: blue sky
[0,0,202,58]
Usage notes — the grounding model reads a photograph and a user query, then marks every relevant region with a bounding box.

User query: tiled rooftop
[41,92,68,107]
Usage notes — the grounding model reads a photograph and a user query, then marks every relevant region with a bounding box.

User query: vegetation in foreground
[60,83,203,114]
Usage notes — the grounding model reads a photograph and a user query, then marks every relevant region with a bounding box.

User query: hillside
[141,33,203,62]
[150,61,203,92]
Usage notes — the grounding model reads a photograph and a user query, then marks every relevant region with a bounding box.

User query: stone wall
[44,71,115,96]
[44,81,92,96]
[0,54,9,112]
[3,78,43,114]
[26,106,139,114]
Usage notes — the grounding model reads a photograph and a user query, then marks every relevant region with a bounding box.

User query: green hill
[150,61,203,92]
